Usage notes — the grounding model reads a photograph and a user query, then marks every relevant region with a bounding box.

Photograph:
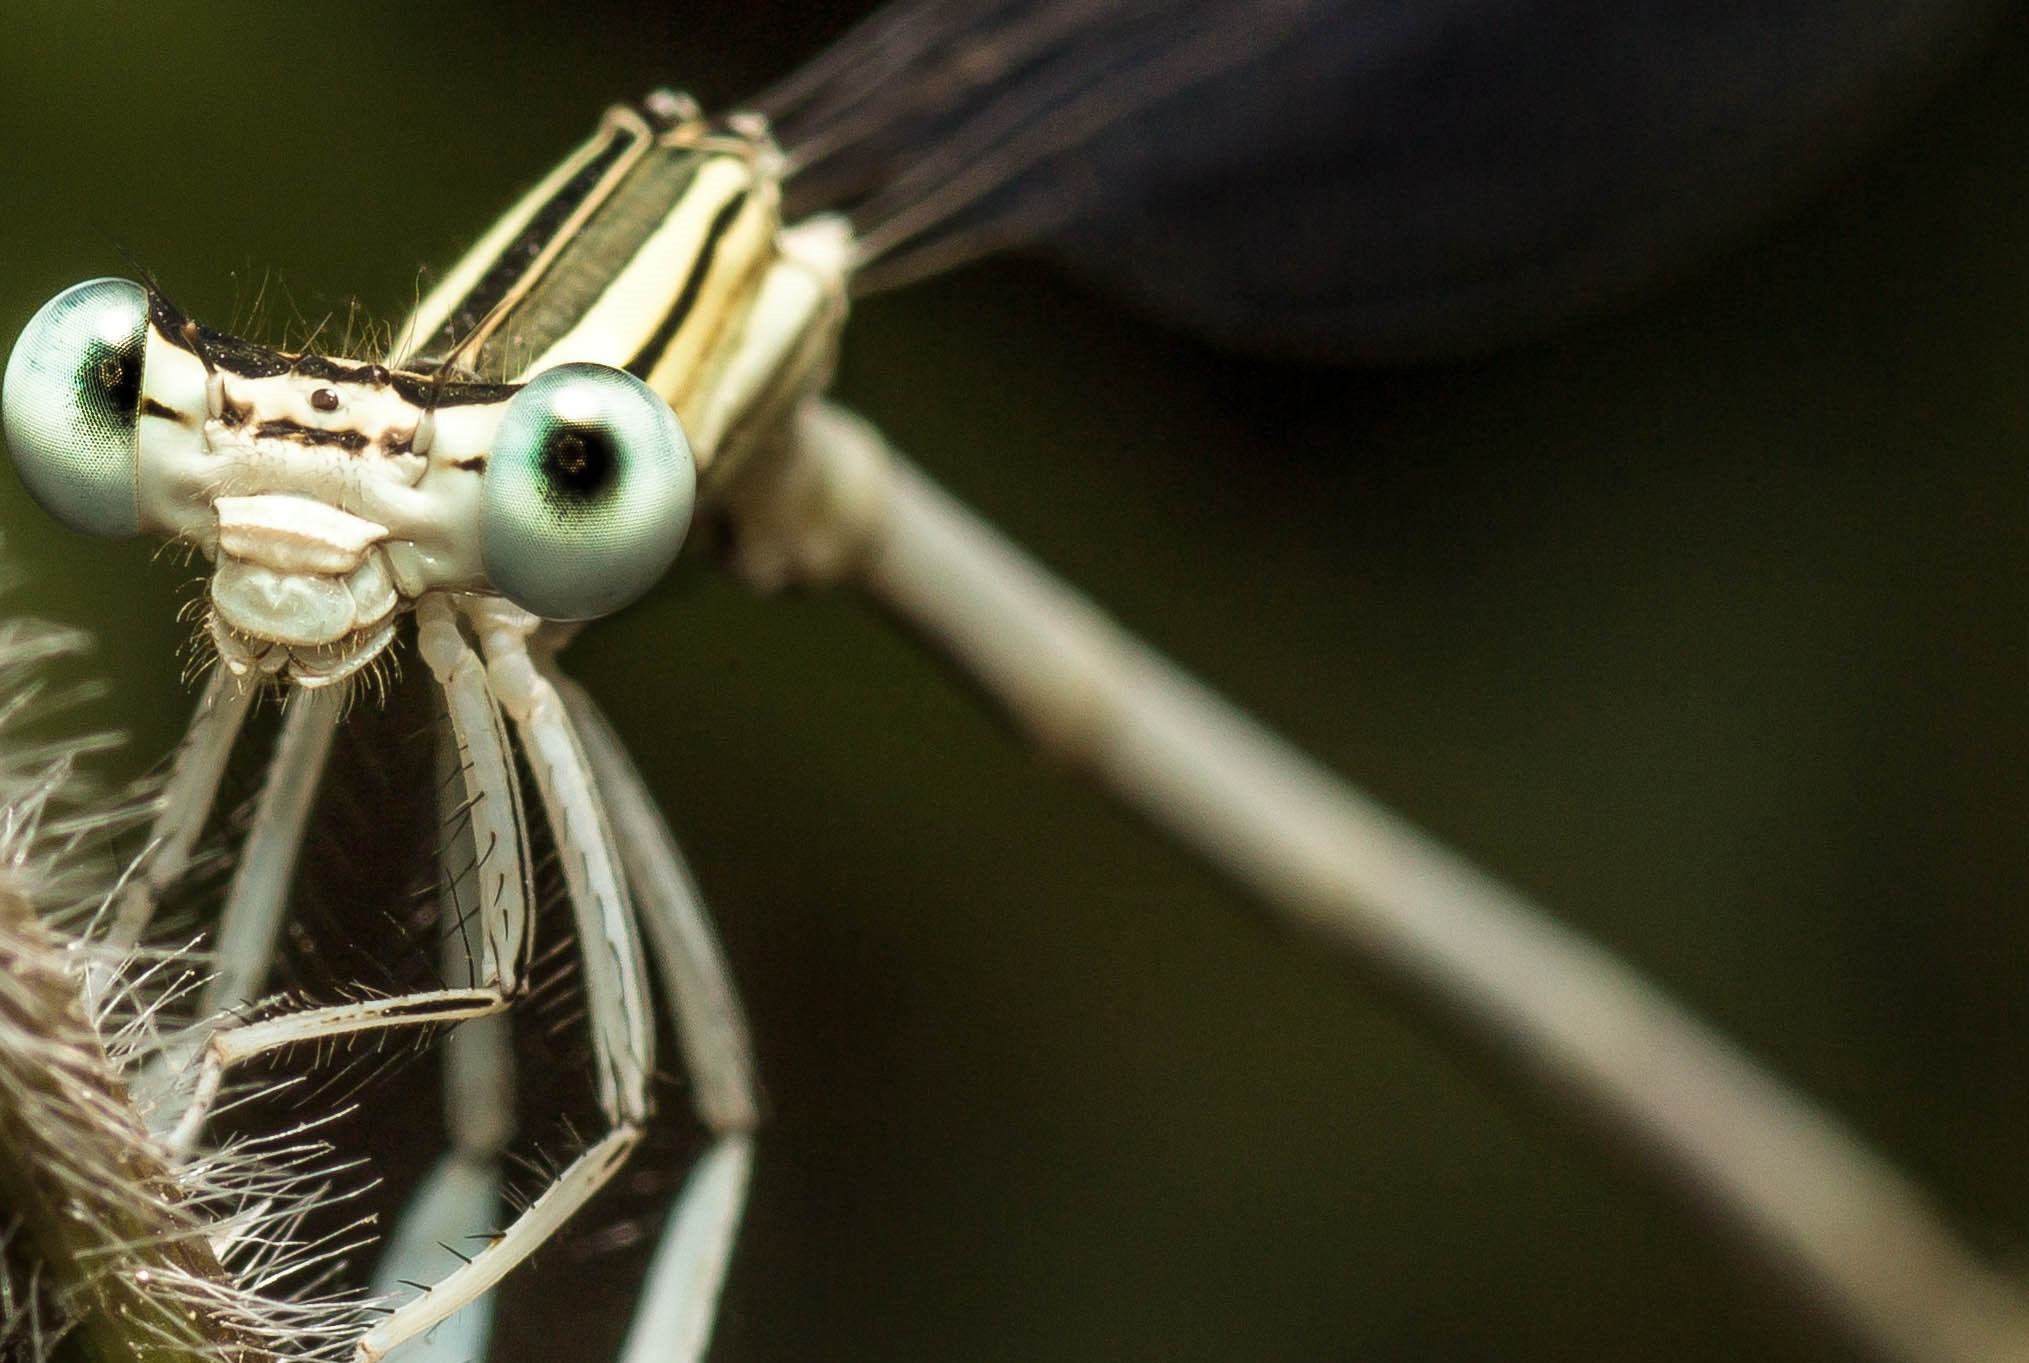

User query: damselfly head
[2,278,696,689]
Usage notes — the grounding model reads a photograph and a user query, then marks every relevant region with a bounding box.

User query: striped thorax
[1,94,851,687]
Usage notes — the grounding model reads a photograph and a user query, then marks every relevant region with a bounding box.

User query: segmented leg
[156,593,753,1361]
[158,597,532,1157]
[370,712,521,1363]
[352,596,658,1362]
[554,673,758,1133]
[104,662,256,950]
[130,680,341,1123]
[373,659,761,1363]
[146,594,623,1363]
[156,596,639,1361]
[556,674,758,1361]
[200,683,344,1016]
[369,1154,500,1363]
[617,1138,754,1363]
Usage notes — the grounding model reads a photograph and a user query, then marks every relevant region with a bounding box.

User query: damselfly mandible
[3,2,2029,1363]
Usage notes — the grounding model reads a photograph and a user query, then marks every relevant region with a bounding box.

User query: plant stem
[0,885,272,1363]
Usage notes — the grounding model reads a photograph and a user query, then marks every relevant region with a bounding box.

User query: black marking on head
[389,371,519,410]
[624,188,750,380]
[212,330,291,377]
[144,286,305,385]
[207,328,291,378]
[146,288,214,376]
[253,418,371,452]
[139,396,187,424]
[147,288,190,341]
[450,455,487,473]
[142,287,520,422]
[291,354,396,387]
[290,355,345,381]
[148,295,297,380]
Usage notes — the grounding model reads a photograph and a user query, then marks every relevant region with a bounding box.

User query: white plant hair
[0,577,372,1363]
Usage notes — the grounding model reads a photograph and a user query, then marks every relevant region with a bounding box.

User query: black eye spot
[86,343,140,418]
[310,387,340,412]
[539,423,617,503]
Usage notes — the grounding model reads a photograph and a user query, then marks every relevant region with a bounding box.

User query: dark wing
[756,0,2007,359]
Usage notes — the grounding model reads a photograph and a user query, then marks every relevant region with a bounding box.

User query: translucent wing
[762,0,1321,287]
[759,0,2006,358]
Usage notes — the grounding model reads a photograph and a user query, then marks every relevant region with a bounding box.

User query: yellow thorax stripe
[390,102,781,445]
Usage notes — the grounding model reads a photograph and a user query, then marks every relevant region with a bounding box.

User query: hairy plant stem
[0,885,271,1363]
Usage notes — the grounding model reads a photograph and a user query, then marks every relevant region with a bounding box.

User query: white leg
[471,608,652,1128]
[105,661,256,949]
[374,1013,513,1363]
[433,695,521,1164]
[555,669,762,1363]
[353,598,658,1363]
[153,601,537,1153]
[555,675,759,1363]
[369,991,513,1363]
[157,596,644,1359]
[162,986,512,1158]
[419,595,537,1007]
[199,683,344,1017]
[371,712,521,1363]
[363,1130,642,1363]
[370,1155,500,1363]
[553,673,759,1133]
[617,1136,753,1363]
[130,676,341,1124]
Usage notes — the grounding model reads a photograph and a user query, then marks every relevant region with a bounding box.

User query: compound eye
[480,362,695,621]
[2,278,149,539]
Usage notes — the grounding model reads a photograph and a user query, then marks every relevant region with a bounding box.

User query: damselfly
[3,7,2029,1363]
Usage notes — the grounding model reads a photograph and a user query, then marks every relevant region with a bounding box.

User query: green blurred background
[5,5,2029,1361]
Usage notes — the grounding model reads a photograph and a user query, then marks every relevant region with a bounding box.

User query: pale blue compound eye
[2,278,149,539]
[481,362,696,621]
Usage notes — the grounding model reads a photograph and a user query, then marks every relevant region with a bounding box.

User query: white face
[136,325,501,686]
[2,279,699,687]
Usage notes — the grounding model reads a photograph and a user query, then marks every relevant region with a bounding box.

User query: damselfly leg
[130,592,756,1361]
[101,665,256,954]
[0,97,814,1358]
[7,15,2019,1355]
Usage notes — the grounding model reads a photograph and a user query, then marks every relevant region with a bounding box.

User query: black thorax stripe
[421,132,647,362]
[400,105,766,386]
[624,187,752,382]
